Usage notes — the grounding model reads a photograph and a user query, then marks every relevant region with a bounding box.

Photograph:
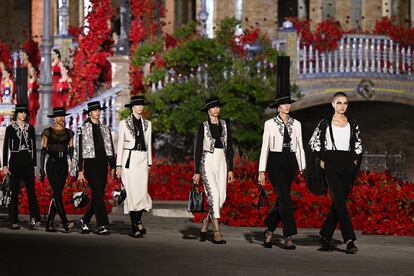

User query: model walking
[40,107,74,232]
[193,96,234,244]
[258,56,306,249]
[3,104,41,229]
[71,101,116,235]
[309,92,362,254]
[116,95,152,238]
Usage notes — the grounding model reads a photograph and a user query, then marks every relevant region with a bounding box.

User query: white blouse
[325,123,350,151]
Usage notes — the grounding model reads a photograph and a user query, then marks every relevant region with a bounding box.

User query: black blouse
[42,127,74,154]
[133,116,146,151]
[194,119,234,174]
[92,122,106,159]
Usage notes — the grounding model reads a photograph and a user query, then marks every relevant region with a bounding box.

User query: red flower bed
[4,159,413,236]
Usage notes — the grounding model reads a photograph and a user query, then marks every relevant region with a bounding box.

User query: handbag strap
[192,181,199,193]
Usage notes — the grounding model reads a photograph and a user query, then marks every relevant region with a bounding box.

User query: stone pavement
[0,209,413,276]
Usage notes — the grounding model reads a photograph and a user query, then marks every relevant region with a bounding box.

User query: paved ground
[0,212,413,276]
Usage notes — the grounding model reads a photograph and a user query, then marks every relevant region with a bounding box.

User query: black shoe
[46,224,57,232]
[80,219,90,234]
[29,218,40,230]
[10,224,20,230]
[62,222,74,233]
[283,237,296,250]
[200,231,207,242]
[98,226,110,235]
[264,230,273,248]
[346,241,358,254]
[137,225,147,235]
[133,230,143,238]
[212,231,226,244]
[319,237,334,252]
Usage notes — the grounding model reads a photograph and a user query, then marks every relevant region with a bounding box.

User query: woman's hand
[320,160,325,169]
[258,172,266,186]
[193,174,200,184]
[227,171,234,183]
[116,167,122,178]
[3,167,10,175]
[77,171,86,183]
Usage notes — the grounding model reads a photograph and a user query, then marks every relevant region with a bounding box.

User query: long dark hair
[52,49,61,59]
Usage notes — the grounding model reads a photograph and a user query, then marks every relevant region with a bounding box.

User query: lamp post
[58,0,69,36]
[38,0,53,133]
[198,0,208,37]
[117,0,131,55]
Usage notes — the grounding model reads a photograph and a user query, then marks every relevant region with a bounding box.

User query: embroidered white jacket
[116,115,152,167]
[258,116,306,172]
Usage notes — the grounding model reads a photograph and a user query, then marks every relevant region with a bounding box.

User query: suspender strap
[328,123,337,151]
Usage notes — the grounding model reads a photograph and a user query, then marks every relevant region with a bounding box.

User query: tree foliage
[131,18,280,160]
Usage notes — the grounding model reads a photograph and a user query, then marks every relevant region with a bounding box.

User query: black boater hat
[47,107,71,118]
[200,96,226,112]
[268,56,296,109]
[125,95,149,108]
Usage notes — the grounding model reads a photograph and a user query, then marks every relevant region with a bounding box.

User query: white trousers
[201,149,227,219]
[121,150,152,214]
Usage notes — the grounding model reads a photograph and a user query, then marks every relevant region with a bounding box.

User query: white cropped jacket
[258,116,306,172]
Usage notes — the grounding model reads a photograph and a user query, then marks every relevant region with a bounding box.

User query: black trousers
[8,151,40,224]
[320,151,357,242]
[82,158,109,227]
[46,157,69,224]
[264,152,298,237]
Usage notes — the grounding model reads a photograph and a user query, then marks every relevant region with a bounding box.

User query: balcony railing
[297,34,414,80]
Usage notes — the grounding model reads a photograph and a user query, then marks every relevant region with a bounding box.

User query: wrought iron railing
[361,151,407,180]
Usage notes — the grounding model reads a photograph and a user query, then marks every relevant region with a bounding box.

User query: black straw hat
[47,107,71,118]
[83,101,107,114]
[200,96,226,112]
[268,56,296,109]
[125,95,149,108]
[14,104,29,113]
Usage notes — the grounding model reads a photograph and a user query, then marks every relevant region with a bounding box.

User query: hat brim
[200,102,226,112]
[268,99,296,109]
[125,102,149,108]
[83,106,107,114]
[14,109,29,113]
[47,113,71,118]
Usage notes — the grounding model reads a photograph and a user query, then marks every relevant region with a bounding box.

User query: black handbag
[256,185,269,209]
[112,178,127,206]
[304,148,328,195]
[71,180,89,208]
[187,182,205,213]
[0,175,12,208]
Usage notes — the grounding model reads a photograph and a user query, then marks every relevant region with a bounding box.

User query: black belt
[125,145,146,169]
[48,151,67,159]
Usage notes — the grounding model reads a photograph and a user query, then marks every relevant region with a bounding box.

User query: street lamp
[198,0,209,37]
